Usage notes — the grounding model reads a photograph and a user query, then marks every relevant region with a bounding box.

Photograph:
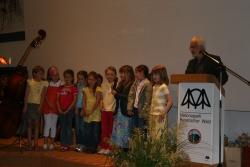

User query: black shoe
[85,148,97,154]
[122,148,129,152]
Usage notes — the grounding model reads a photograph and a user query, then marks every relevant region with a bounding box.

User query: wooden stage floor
[0,138,219,167]
[0,138,113,167]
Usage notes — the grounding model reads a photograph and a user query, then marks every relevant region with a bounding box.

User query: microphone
[201,51,221,65]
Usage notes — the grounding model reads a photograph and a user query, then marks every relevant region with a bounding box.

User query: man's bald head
[191,36,205,47]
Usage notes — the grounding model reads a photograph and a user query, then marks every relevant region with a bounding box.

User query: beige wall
[0,0,249,111]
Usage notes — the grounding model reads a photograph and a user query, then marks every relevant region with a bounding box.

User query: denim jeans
[59,110,74,146]
[75,108,85,145]
[83,121,101,152]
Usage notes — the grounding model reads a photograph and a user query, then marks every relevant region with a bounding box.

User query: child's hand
[82,109,87,116]
[111,90,117,96]
[48,102,56,111]
[80,111,84,117]
[83,110,88,117]
[64,109,70,114]
[90,109,96,115]
[22,104,27,113]
[51,105,57,111]
[38,106,42,113]
[127,110,134,116]
[164,105,169,114]
[158,113,166,123]
[58,108,63,114]
[75,108,79,115]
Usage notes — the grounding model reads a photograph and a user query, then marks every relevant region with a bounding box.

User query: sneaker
[43,144,48,150]
[98,149,105,154]
[88,149,97,154]
[49,144,54,150]
[26,146,33,151]
[86,148,97,154]
[63,146,70,151]
[60,146,66,151]
[103,149,111,155]
[34,146,39,151]
[75,145,83,152]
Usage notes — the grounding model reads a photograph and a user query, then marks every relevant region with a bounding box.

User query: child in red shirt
[42,66,62,150]
[57,69,77,151]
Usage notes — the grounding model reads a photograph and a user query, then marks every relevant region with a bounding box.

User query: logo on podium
[188,129,201,144]
[181,88,211,109]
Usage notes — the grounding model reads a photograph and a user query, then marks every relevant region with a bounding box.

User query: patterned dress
[111,104,132,148]
[111,83,132,148]
[149,83,170,139]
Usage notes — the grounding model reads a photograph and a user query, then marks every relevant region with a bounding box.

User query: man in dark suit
[185,36,228,85]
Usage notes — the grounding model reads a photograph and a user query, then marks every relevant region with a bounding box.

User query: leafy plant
[111,127,190,167]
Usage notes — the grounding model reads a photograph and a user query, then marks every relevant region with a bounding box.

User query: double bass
[0,30,46,138]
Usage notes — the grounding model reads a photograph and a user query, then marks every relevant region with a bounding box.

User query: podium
[171,74,225,166]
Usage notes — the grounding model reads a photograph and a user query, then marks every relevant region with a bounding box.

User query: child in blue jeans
[75,70,88,152]
[57,69,78,151]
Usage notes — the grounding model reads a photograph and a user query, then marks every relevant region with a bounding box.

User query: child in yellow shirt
[23,66,48,150]
[82,71,102,153]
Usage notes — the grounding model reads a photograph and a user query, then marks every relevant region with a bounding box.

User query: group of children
[23,64,173,154]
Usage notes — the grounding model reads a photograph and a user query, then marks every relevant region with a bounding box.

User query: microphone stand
[203,52,250,86]
[202,51,250,167]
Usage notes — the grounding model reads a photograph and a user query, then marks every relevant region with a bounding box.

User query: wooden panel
[242,147,250,167]
[181,162,218,167]
[189,162,217,167]
[170,74,225,96]
[171,74,219,85]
